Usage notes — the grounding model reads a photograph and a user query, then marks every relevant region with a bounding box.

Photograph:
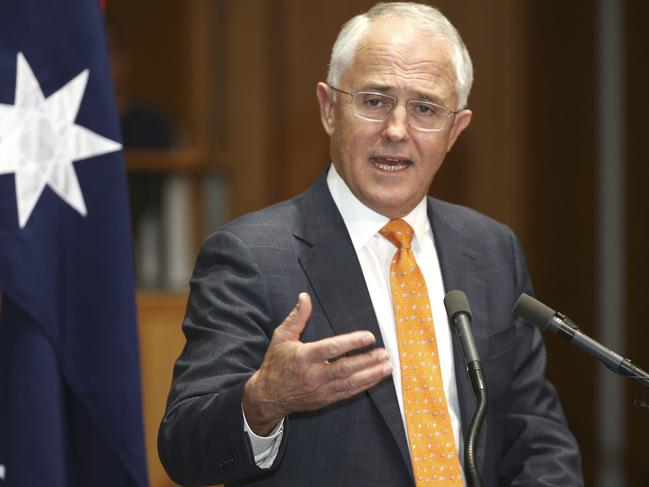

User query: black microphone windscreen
[513,293,556,329]
[444,290,472,321]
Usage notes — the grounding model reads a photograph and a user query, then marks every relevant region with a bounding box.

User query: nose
[382,104,409,142]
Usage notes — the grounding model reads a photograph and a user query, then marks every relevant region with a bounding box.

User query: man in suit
[158,3,583,486]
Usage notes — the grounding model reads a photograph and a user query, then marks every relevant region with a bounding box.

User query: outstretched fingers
[298,341,393,406]
[302,330,377,363]
[325,354,393,403]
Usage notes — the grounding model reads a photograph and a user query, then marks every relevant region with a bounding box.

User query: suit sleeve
[498,229,583,486]
[157,229,288,486]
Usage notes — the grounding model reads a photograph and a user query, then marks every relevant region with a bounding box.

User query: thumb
[276,292,312,342]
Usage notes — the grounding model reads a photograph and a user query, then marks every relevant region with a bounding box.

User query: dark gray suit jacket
[158,172,582,486]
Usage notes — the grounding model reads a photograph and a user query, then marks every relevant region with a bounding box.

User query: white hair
[326,2,474,109]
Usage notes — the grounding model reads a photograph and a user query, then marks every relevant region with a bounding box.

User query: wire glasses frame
[328,85,458,132]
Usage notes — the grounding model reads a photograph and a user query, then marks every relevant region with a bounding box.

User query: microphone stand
[444,290,486,487]
[464,363,487,487]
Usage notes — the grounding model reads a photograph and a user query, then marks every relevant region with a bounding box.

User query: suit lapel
[428,198,489,471]
[294,174,414,483]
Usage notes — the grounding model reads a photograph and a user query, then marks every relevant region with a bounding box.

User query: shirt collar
[326,164,430,251]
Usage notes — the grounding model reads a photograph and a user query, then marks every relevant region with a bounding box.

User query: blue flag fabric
[0,1,148,486]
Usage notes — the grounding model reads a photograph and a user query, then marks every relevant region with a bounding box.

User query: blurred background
[105,1,648,485]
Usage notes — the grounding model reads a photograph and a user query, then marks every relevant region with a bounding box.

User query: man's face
[317,16,472,219]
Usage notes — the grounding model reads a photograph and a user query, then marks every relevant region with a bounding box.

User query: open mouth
[370,157,412,172]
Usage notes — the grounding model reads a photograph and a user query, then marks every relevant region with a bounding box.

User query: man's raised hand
[243,292,393,436]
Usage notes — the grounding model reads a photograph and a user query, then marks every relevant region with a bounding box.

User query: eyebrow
[356,84,447,106]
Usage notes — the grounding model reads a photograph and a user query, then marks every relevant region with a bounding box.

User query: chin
[367,196,414,219]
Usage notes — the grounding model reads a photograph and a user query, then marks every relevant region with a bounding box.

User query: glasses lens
[407,101,449,131]
[353,92,395,121]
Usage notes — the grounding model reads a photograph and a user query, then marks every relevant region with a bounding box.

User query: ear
[316,82,335,136]
[445,109,472,152]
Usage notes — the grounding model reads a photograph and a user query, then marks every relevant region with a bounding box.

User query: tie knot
[379,219,414,249]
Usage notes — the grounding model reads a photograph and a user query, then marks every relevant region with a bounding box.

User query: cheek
[418,139,449,168]
[340,127,373,161]
[422,158,444,180]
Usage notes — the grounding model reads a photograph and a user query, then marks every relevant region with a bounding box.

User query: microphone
[513,293,649,388]
[444,290,486,487]
[444,291,485,391]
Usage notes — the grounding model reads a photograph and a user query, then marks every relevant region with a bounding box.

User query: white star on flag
[0,52,122,228]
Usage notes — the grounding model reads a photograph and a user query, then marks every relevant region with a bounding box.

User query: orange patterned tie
[380,219,462,486]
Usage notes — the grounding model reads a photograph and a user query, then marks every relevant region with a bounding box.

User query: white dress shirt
[244,164,464,470]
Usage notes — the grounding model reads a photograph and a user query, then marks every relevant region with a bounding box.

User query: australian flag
[0,0,148,486]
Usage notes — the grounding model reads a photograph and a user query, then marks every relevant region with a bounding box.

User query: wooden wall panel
[429,0,530,236]
[624,0,649,482]
[185,1,220,149]
[221,0,277,219]
[137,293,187,487]
[525,2,597,483]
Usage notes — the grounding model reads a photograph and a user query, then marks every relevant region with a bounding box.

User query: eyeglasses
[328,85,458,132]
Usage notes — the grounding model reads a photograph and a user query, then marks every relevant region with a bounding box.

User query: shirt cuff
[242,403,284,469]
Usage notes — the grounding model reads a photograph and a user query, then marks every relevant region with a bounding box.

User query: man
[158,3,583,486]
